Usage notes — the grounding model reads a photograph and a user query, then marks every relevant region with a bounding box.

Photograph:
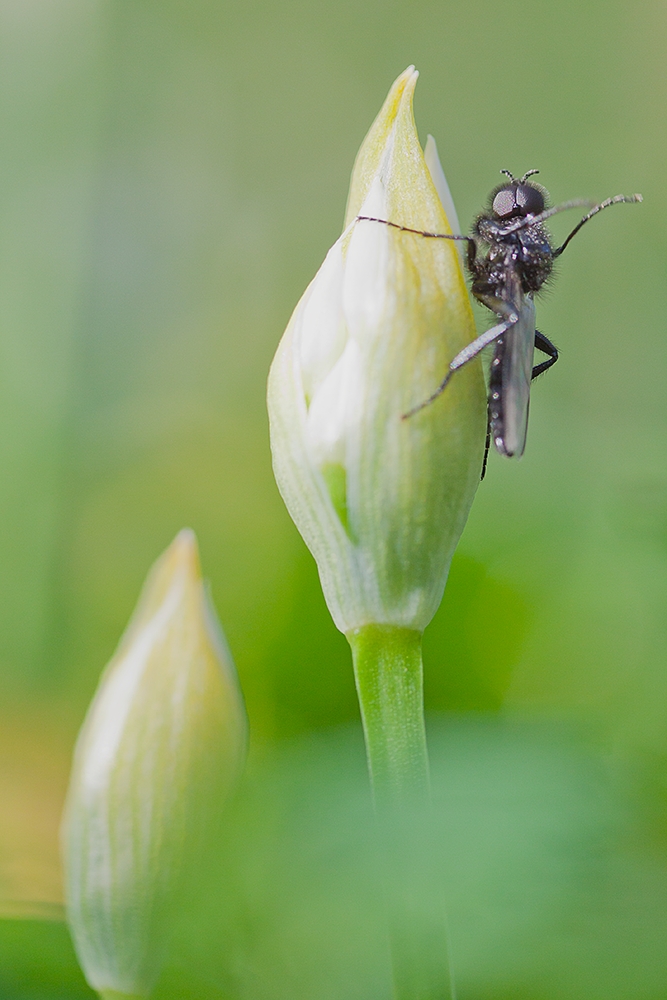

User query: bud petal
[62,530,247,998]
[424,134,463,261]
[268,69,487,634]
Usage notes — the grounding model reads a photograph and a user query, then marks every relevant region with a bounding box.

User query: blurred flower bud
[268,67,486,634]
[62,530,247,999]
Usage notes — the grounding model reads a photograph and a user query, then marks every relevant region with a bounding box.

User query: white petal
[304,339,363,467]
[424,134,463,259]
[298,239,347,401]
[79,572,184,795]
[343,176,392,343]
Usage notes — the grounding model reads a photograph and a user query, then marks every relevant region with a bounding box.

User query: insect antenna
[503,194,642,237]
[553,193,643,256]
[520,169,540,182]
[500,169,516,181]
[503,198,593,233]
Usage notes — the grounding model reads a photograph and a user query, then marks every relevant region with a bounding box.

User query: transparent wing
[496,292,535,458]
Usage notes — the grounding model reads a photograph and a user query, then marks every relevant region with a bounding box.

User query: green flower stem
[348,624,454,1000]
[98,992,146,1000]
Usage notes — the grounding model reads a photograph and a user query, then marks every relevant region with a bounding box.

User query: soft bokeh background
[0,0,665,997]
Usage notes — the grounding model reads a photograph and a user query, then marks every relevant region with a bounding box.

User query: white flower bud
[62,530,247,999]
[268,67,486,634]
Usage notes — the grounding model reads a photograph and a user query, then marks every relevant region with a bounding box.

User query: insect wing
[496,293,535,458]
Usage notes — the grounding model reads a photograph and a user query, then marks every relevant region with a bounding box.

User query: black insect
[358,169,641,471]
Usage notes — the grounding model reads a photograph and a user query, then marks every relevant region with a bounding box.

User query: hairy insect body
[472,218,553,297]
[470,204,556,458]
[357,171,641,470]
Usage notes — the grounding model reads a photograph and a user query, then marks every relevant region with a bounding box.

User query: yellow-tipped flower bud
[268,68,486,634]
[62,530,247,999]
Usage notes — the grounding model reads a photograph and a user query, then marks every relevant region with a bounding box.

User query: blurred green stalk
[98,992,144,1000]
[348,625,454,1000]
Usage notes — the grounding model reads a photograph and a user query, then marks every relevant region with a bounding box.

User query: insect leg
[480,409,491,481]
[553,194,643,256]
[356,215,476,248]
[403,312,519,419]
[356,214,481,280]
[466,236,479,274]
[532,330,558,379]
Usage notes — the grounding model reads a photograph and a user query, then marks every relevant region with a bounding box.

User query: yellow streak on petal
[343,68,470,313]
[344,66,416,227]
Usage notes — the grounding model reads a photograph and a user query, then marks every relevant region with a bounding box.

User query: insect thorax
[473,217,554,296]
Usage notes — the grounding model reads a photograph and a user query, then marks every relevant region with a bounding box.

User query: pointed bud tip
[166,526,198,560]
[172,526,197,549]
[167,526,200,571]
[397,64,417,82]
[403,66,419,93]
[146,528,202,603]
[387,66,419,111]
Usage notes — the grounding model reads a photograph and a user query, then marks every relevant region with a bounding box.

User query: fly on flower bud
[268,67,487,635]
[62,530,247,1000]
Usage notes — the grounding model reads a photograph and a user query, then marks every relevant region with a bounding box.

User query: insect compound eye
[492,185,520,219]
[516,184,545,216]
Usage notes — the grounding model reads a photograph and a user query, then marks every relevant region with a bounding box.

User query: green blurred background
[0,0,665,997]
